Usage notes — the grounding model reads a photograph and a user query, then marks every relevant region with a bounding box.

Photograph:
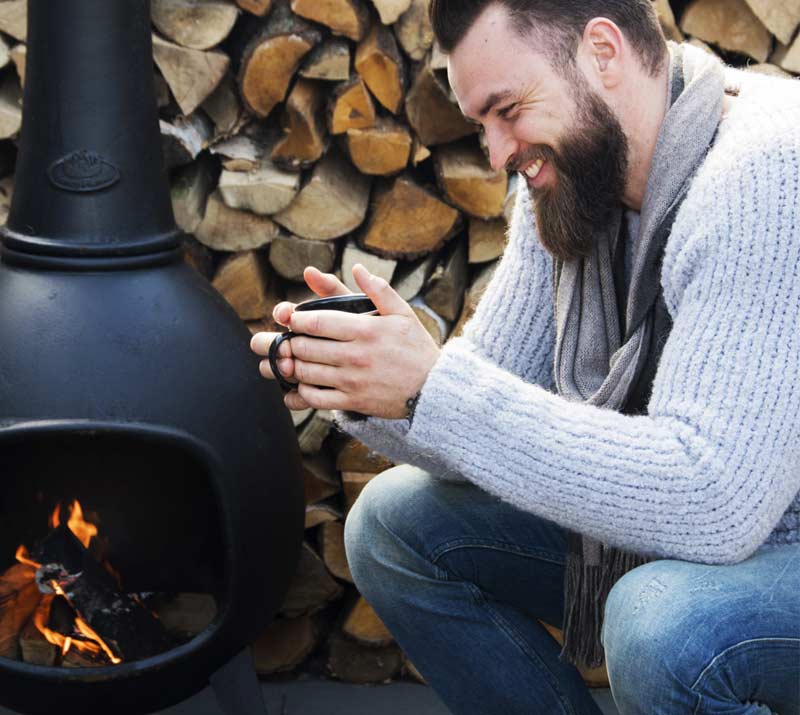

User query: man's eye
[497,103,517,119]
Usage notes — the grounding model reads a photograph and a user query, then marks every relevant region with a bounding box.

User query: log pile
[0,0,796,690]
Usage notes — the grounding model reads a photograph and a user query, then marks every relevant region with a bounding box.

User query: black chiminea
[0,1,304,714]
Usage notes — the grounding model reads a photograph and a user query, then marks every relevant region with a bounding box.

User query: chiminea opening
[0,425,227,670]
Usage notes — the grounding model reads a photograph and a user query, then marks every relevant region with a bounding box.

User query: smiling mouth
[522,158,544,180]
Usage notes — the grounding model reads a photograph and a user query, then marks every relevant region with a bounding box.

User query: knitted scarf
[552,43,725,669]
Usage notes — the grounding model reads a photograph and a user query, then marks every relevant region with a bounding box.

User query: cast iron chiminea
[0,1,304,713]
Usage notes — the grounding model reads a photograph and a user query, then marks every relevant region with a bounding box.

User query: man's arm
[397,146,800,564]
[333,184,557,471]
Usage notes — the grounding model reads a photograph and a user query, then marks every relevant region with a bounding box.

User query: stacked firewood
[0,0,796,688]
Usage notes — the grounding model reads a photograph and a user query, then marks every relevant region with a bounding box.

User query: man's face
[448,4,629,261]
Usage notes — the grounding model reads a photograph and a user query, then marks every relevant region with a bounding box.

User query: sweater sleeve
[401,141,800,565]
[333,182,557,471]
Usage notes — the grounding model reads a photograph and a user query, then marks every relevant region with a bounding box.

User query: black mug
[268,293,378,392]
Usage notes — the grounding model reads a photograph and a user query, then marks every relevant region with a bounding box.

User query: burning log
[33,523,175,663]
[0,563,39,659]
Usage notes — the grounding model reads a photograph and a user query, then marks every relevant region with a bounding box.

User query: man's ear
[579,18,625,89]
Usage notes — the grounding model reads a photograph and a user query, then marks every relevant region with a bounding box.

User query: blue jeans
[344,465,800,715]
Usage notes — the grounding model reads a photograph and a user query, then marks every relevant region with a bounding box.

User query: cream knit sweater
[335,65,800,565]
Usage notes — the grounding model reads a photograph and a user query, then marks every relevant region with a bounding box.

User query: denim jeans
[344,465,800,715]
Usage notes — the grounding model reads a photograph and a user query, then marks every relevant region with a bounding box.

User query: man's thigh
[602,544,800,713]
[351,464,571,628]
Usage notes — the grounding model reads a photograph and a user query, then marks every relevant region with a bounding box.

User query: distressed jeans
[344,465,800,715]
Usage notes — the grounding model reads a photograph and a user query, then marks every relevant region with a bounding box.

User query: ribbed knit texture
[335,65,800,565]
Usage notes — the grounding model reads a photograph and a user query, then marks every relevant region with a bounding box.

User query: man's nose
[484,125,517,172]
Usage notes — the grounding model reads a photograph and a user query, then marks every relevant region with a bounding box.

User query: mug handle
[268,332,299,392]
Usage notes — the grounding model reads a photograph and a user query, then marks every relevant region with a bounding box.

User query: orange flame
[13,501,121,665]
[50,500,98,549]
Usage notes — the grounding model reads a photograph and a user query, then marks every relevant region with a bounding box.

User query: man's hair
[429,0,667,76]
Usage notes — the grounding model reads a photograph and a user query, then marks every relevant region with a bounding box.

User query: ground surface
[0,677,620,714]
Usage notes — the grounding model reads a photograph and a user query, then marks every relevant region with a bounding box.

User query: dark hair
[429,0,667,76]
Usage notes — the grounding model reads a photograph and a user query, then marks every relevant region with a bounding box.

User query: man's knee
[344,464,436,590]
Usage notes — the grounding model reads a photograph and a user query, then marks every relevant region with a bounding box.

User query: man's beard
[512,77,629,263]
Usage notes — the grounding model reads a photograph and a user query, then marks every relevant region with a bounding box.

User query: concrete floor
[0,678,619,715]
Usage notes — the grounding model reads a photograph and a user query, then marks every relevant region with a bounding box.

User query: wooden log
[341,596,393,646]
[218,162,301,216]
[152,0,240,50]
[0,564,39,660]
[0,72,22,140]
[196,190,280,251]
[394,0,433,61]
[152,35,230,116]
[290,0,369,42]
[329,76,377,134]
[201,73,245,139]
[253,613,320,674]
[300,39,352,82]
[744,0,800,45]
[653,0,683,43]
[774,36,800,74]
[747,62,793,78]
[681,0,771,63]
[212,250,280,320]
[285,282,317,306]
[152,593,217,639]
[341,240,397,292]
[238,0,322,118]
[209,133,268,171]
[327,632,403,684]
[0,175,14,227]
[0,0,26,42]
[160,112,213,169]
[539,621,610,688]
[271,78,328,169]
[9,43,25,88]
[370,0,411,24]
[336,438,393,473]
[411,296,449,347]
[341,471,376,516]
[469,217,506,264]
[405,57,477,146]
[297,409,335,454]
[19,603,57,666]
[346,117,412,175]
[182,236,215,279]
[236,0,271,16]
[280,542,344,617]
[269,233,338,282]
[361,175,461,259]
[273,150,371,240]
[306,501,343,529]
[318,521,352,583]
[425,237,468,322]
[435,141,508,219]
[355,22,406,114]
[171,154,216,234]
[403,656,426,684]
[392,253,437,301]
[303,451,340,505]
[34,524,174,663]
[452,260,498,338]
[0,35,10,71]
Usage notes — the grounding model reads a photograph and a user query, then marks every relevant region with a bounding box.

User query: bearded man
[250,1,800,712]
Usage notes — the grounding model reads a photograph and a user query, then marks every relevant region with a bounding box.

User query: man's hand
[250,264,441,420]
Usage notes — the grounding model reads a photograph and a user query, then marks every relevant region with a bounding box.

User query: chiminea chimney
[0,2,304,714]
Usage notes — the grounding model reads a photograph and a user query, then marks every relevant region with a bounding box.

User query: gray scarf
[553,43,726,670]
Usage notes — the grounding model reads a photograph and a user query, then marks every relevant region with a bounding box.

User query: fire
[49,500,98,549]
[14,500,121,665]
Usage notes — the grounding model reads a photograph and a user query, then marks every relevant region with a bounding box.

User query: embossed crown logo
[48,149,121,193]
[62,150,103,179]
